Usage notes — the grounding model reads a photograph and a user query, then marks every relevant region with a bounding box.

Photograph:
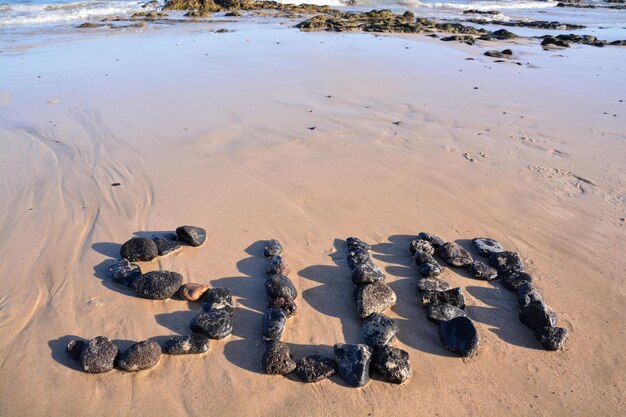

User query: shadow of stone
[47,335,84,372]
[154,308,202,335]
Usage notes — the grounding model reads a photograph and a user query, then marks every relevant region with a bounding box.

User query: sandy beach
[0,14,625,417]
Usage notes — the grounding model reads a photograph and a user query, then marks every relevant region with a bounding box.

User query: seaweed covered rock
[190,310,233,339]
[79,336,119,373]
[351,262,385,284]
[362,313,398,349]
[355,282,396,318]
[132,271,183,300]
[263,307,287,341]
[438,316,480,357]
[436,242,473,267]
[372,346,411,384]
[175,225,206,247]
[178,283,210,301]
[120,237,158,262]
[535,326,567,351]
[334,343,372,387]
[295,355,338,382]
[108,258,141,286]
[427,303,468,325]
[264,239,283,257]
[202,287,234,316]
[262,340,296,375]
[118,340,161,372]
[163,334,210,355]
[265,274,297,300]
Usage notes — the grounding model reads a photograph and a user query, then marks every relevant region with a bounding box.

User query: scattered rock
[178,283,210,301]
[79,336,119,373]
[190,310,233,339]
[427,303,468,325]
[355,282,397,318]
[421,287,465,309]
[346,236,371,252]
[484,50,506,58]
[118,340,161,372]
[417,278,450,293]
[152,234,181,256]
[535,326,568,351]
[409,239,434,255]
[267,255,290,276]
[263,307,287,341]
[517,282,543,308]
[175,225,206,247]
[264,239,283,257]
[479,28,518,40]
[372,346,411,384]
[120,237,159,262]
[108,258,141,286]
[224,10,241,16]
[163,334,210,355]
[436,242,473,267]
[414,251,445,277]
[468,261,498,280]
[541,36,570,48]
[501,270,533,291]
[489,251,524,274]
[295,355,338,382]
[347,248,372,270]
[66,339,86,361]
[502,48,513,55]
[334,343,372,387]
[268,296,297,317]
[472,237,504,257]
[519,301,557,330]
[265,274,298,300]
[438,316,480,357]
[262,340,296,375]
[362,313,398,349]
[131,271,183,300]
[351,262,386,284]
[202,287,234,316]
[441,35,475,45]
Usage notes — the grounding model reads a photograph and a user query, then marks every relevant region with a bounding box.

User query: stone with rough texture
[468,261,498,280]
[79,336,119,373]
[190,310,233,339]
[131,271,183,300]
[517,282,543,308]
[264,239,283,257]
[416,232,445,248]
[178,283,210,301]
[351,262,385,284]
[268,296,297,317]
[262,341,296,375]
[202,287,234,316]
[438,316,480,357]
[175,225,206,247]
[362,313,398,349]
[334,343,372,387]
[355,282,396,318]
[66,339,86,361]
[489,251,524,274]
[163,335,210,355]
[519,301,557,330]
[373,346,411,384]
[535,326,567,351]
[152,234,181,256]
[437,242,473,267]
[415,251,445,277]
[295,355,338,382]
[347,248,372,270]
[472,237,504,257]
[501,271,533,292]
[118,340,161,372]
[409,239,434,255]
[421,287,465,309]
[346,236,371,252]
[417,278,450,293]
[427,303,468,324]
[267,255,290,276]
[263,307,287,341]
[108,258,141,286]
[120,237,158,262]
[265,274,297,300]
[414,251,438,266]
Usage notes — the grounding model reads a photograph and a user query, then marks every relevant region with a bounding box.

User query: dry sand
[0,23,624,417]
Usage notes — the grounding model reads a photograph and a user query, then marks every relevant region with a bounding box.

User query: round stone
[351,262,385,284]
[202,287,234,316]
[175,225,206,247]
[79,336,119,374]
[131,271,183,300]
[190,310,233,339]
[268,296,297,318]
[346,236,371,252]
[267,255,290,276]
[421,287,465,309]
[438,316,480,357]
[120,237,158,262]
[152,234,181,256]
[362,313,398,349]
[517,282,543,308]
[347,248,372,270]
[118,340,161,372]
[264,239,283,257]
[265,275,297,300]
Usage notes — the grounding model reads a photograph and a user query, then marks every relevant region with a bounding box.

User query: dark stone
[409,239,434,255]
[485,50,505,58]
[118,340,161,371]
[262,340,296,375]
[535,326,567,351]
[416,232,445,248]
[346,236,371,252]
[441,35,475,45]
[355,282,396,318]
[264,239,283,257]
[351,262,385,284]
[362,313,398,348]
[472,237,504,257]
[120,237,158,262]
[178,283,210,301]
[202,287,234,316]
[372,346,411,384]
[438,316,480,357]
[541,36,570,48]
[131,271,183,300]
[427,303,468,325]
[501,270,533,292]
[295,355,338,382]
[265,274,297,300]
[66,339,86,361]
[163,335,210,355]
[108,258,141,286]
[418,262,444,278]
[479,29,518,40]
[502,49,513,55]
[152,234,181,256]
[414,250,437,265]
[517,282,543,308]
[175,225,206,247]
[519,301,557,330]
[417,278,450,293]
[79,336,119,373]
[190,310,233,339]
[468,261,498,280]
[268,296,297,317]
[263,307,287,341]
[267,255,289,276]
[489,251,524,274]
[421,287,465,309]
[334,343,372,387]
[347,248,372,270]
[436,242,473,267]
